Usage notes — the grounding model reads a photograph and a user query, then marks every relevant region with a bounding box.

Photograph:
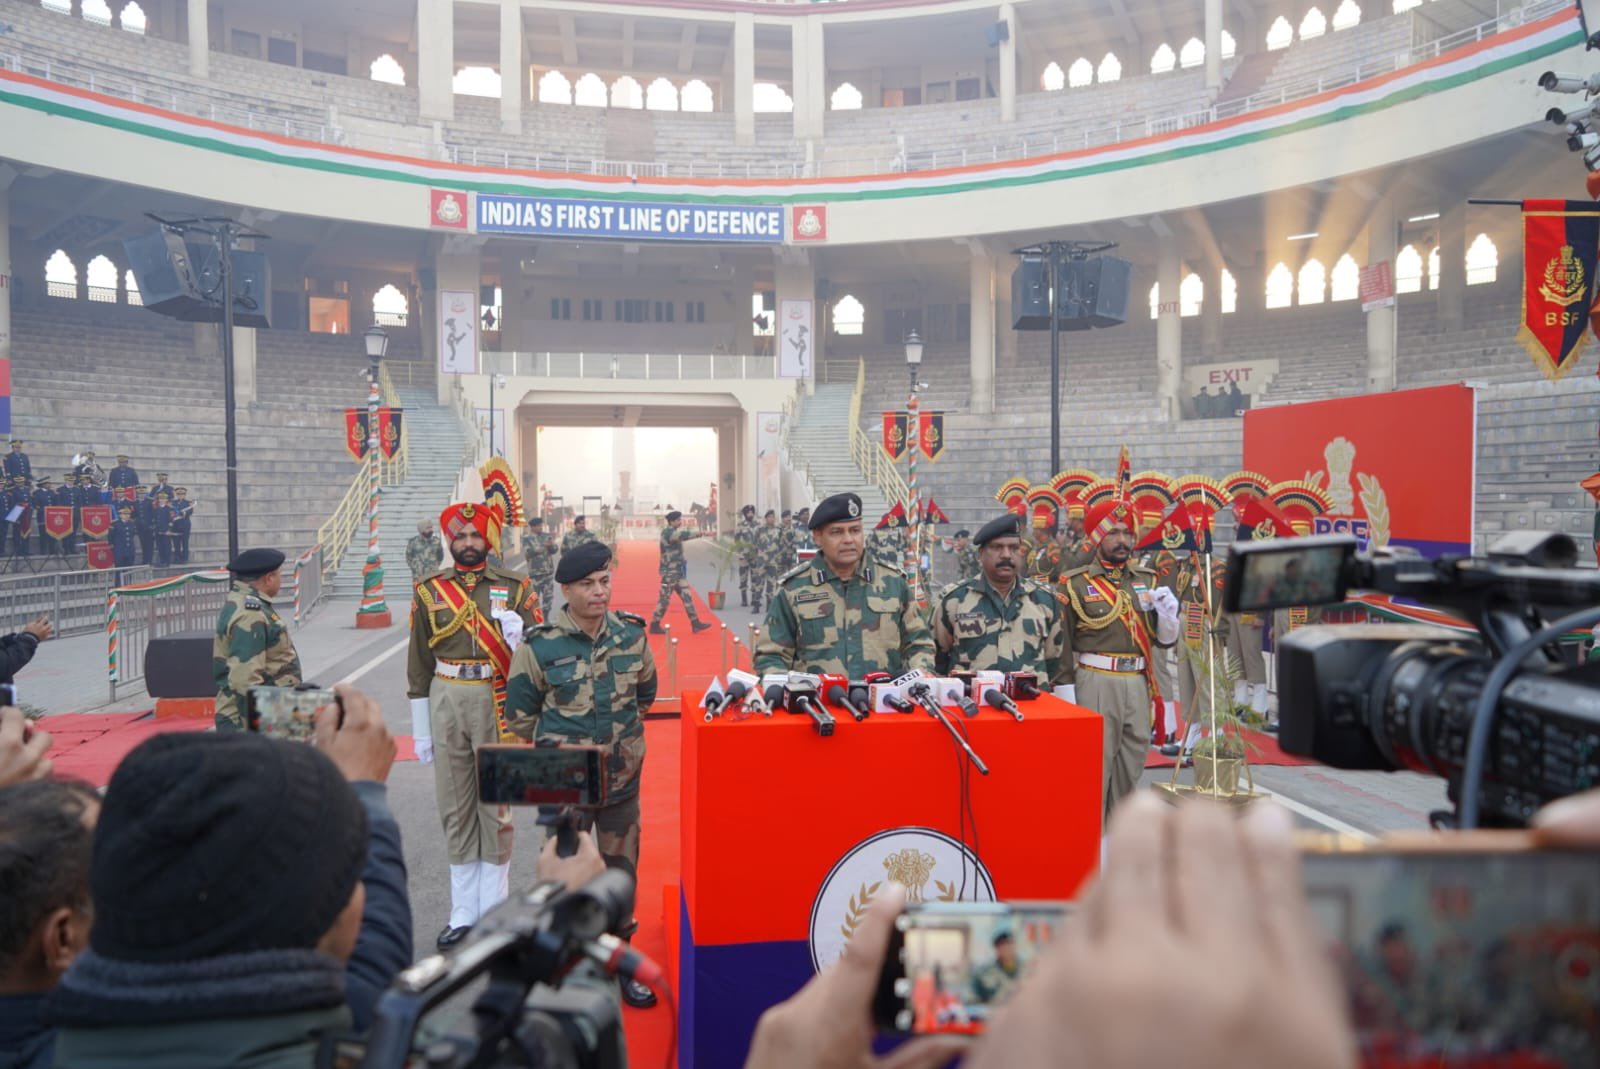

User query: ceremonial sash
[427,575,517,741]
[1084,573,1162,701]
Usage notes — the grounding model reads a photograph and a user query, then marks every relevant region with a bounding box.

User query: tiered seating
[1246,16,1415,105]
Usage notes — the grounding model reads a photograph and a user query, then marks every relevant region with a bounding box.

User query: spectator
[45,685,411,1066]
[0,708,51,787]
[0,779,99,1069]
[0,616,51,687]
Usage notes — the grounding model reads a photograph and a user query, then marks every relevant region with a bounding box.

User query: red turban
[1083,498,1144,546]
[440,501,505,553]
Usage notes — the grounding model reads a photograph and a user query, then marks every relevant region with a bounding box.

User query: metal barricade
[290,546,326,625]
[0,566,153,638]
[106,571,231,704]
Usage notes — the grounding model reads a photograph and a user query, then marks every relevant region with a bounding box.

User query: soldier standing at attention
[212,548,301,732]
[750,509,785,615]
[1059,498,1181,820]
[560,514,598,555]
[170,488,194,564]
[735,504,760,607]
[55,474,79,556]
[504,540,659,1009]
[933,514,1068,683]
[110,504,138,570]
[949,529,979,584]
[148,471,175,503]
[3,440,31,485]
[649,510,712,635]
[107,454,138,494]
[779,509,797,570]
[5,476,30,558]
[31,478,54,558]
[406,518,443,587]
[1159,552,1225,760]
[520,517,558,611]
[408,502,541,950]
[133,486,154,565]
[755,493,935,678]
[150,490,174,566]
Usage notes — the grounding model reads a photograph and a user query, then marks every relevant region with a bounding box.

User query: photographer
[0,615,51,688]
[0,707,52,786]
[45,685,411,1066]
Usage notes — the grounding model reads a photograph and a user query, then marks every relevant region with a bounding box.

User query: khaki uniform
[755,559,935,679]
[505,606,657,871]
[1139,549,1182,724]
[1060,538,1095,572]
[1060,560,1170,820]
[933,575,1069,684]
[407,563,541,866]
[1163,556,1227,730]
[1226,611,1268,685]
[1027,539,1063,583]
[212,580,302,731]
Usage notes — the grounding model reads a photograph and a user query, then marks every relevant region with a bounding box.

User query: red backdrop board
[679,692,1103,1067]
[1242,384,1476,556]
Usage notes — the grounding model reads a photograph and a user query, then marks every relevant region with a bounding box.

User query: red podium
[677,693,1104,1067]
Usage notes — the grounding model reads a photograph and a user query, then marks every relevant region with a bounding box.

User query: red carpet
[1143,728,1320,769]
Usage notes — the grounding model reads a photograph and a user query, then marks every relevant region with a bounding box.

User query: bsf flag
[344,409,370,461]
[79,505,112,540]
[1518,200,1600,381]
[882,412,908,460]
[378,408,403,461]
[918,411,945,461]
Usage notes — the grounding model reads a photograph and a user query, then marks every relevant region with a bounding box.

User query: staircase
[327,385,469,599]
[787,384,893,524]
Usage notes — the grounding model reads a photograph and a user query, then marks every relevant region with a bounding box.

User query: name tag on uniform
[490,585,509,613]
[1082,586,1104,602]
[793,591,830,605]
[954,612,986,638]
[547,655,579,668]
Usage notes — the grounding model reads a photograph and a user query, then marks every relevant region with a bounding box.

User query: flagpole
[356,330,392,629]
[1202,550,1217,798]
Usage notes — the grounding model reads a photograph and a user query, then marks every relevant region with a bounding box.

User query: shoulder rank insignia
[243,596,261,610]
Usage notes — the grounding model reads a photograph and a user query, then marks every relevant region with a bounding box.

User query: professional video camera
[1223,531,1600,829]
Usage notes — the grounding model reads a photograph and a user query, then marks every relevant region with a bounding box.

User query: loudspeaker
[1011,259,1050,330]
[144,630,217,698]
[985,20,1010,46]
[1058,256,1132,331]
[123,229,205,319]
[174,243,272,328]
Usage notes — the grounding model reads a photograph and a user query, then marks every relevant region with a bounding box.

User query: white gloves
[410,698,434,765]
[495,609,525,653]
[1150,587,1181,645]
[1053,684,1077,703]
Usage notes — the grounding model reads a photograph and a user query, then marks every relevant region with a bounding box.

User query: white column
[776,252,816,395]
[806,19,826,140]
[1199,269,1222,356]
[1365,196,1398,393]
[995,260,1017,368]
[790,21,810,142]
[1436,200,1467,332]
[969,250,995,414]
[500,1,522,132]
[419,0,455,122]
[998,3,1017,123]
[1156,243,1183,420]
[0,178,11,369]
[734,12,755,146]
[1204,0,1223,90]
[186,0,208,78]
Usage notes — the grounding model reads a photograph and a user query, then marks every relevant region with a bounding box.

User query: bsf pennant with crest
[79,505,112,540]
[344,409,370,461]
[882,412,908,460]
[918,411,945,461]
[1518,200,1600,381]
[43,506,73,542]
[378,408,403,460]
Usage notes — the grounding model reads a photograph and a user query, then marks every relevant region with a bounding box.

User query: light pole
[488,373,506,456]
[904,331,924,597]
[355,324,392,629]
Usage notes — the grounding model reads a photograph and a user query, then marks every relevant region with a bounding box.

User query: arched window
[85,255,118,303]
[1395,244,1423,293]
[81,0,112,25]
[124,268,142,307]
[1298,259,1327,305]
[373,284,409,327]
[1266,16,1295,50]
[610,76,643,109]
[1393,0,1422,11]
[1220,268,1238,314]
[119,1,146,33]
[681,79,714,111]
[830,82,863,110]
[1040,62,1065,92]
[538,70,573,105]
[832,294,865,336]
[1466,234,1498,285]
[1220,29,1237,58]
[646,77,678,111]
[574,73,608,107]
[1148,282,1161,319]
[1097,53,1123,82]
[1265,262,1294,309]
[41,0,71,15]
[370,54,405,86]
[753,83,794,113]
[1068,58,1094,87]
[1330,254,1360,301]
[1179,38,1205,69]
[45,250,77,300]
[1300,7,1328,40]
[1180,273,1204,316]
[453,66,501,98]
[1150,43,1177,74]
[1428,246,1440,291]
[1332,0,1362,29]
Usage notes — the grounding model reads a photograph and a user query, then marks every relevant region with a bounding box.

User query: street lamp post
[488,373,506,456]
[355,324,392,629]
[904,331,924,598]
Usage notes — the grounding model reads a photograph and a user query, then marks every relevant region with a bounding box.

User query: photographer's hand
[536,828,607,891]
[23,614,52,642]
[1533,787,1600,847]
[0,705,51,786]
[744,883,970,1069]
[316,685,396,784]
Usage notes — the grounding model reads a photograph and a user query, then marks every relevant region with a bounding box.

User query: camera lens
[1369,641,1491,779]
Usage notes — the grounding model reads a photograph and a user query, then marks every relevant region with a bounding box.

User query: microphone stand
[909,684,990,775]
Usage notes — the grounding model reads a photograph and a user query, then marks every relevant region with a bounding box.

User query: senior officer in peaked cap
[754,492,934,679]
[213,547,301,731]
[934,513,1069,684]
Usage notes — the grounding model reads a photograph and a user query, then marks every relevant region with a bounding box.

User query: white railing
[480,351,778,380]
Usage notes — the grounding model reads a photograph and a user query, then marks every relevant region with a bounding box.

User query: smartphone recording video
[246,685,336,742]
[476,745,606,807]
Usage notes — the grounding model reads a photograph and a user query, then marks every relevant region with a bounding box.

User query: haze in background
[536,426,717,512]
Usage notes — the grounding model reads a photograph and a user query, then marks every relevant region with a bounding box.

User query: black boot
[691,620,712,634]
[649,621,666,635]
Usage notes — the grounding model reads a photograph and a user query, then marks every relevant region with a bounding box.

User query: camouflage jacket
[752,523,787,572]
[868,529,903,570]
[790,519,812,555]
[561,528,599,555]
[406,533,443,577]
[658,525,698,577]
[735,518,761,562]
[754,559,935,678]
[955,544,980,583]
[406,564,542,698]
[777,522,796,565]
[1058,559,1168,684]
[523,530,558,578]
[213,580,302,730]
[504,607,658,801]
[933,575,1070,684]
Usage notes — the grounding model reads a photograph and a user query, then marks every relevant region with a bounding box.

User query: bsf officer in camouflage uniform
[521,517,558,612]
[933,514,1068,683]
[946,529,979,584]
[560,514,598,555]
[779,509,797,569]
[1058,499,1181,821]
[755,492,935,678]
[505,539,659,1009]
[649,510,712,635]
[750,509,786,614]
[406,518,444,587]
[408,502,542,950]
[212,548,302,731]
[735,504,760,607]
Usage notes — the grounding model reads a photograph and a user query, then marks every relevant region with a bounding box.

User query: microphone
[1004,671,1043,700]
[785,673,836,737]
[821,673,868,722]
[973,670,1024,722]
[701,676,727,722]
[761,673,788,714]
[848,671,886,719]
[870,681,917,714]
[957,696,980,718]
[906,681,990,774]
[722,669,764,717]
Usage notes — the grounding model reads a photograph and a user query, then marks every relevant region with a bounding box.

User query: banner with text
[1242,384,1476,557]
[478,195,785,244]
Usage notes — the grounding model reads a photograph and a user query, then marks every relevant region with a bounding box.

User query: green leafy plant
[1180,636,1261,761]
[712,537,751,592]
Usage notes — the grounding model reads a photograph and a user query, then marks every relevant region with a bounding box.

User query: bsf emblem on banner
[918,412,945,461]
[344,409,370,461]
[881,412,908,460]
[1541,245,1586,307]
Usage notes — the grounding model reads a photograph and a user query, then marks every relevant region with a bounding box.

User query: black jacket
[0,632,40,686]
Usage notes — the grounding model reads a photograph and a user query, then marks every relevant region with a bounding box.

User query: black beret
[955,529,971,539]
[808,493,863,530]
[665,510,682,522]
[974,514,1023,547]
[527,517,543,527]
[556,540,611,583]
[228,547,285,579]
[742,504,755,514]
[764,509,776,518]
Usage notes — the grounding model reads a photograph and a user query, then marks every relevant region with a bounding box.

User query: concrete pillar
[499,1,522,132]
[1436,200,1467,331]
[734,12,754,146]
[1365,196,1398,393]
[0,179,12,370]
[969,250,995,415]
[186,0,208,77]
[1200,268,1222,356]
[998,3,1017,123]
[790,22,810,143]
[613,427,636,509]
[1204,0,1223,90]
[419,0,455,122]
[232,327,257,406]
[1155,243,1183,420]
[995,259,1017,369]
[432,246,483,405]
[775,252,816,394]
[807,19,827,139]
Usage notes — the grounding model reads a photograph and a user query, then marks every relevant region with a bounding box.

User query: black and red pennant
[1518,199,1600,381]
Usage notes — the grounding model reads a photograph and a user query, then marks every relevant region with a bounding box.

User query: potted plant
[708,536,749,611]
[1181,642,1260,796]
